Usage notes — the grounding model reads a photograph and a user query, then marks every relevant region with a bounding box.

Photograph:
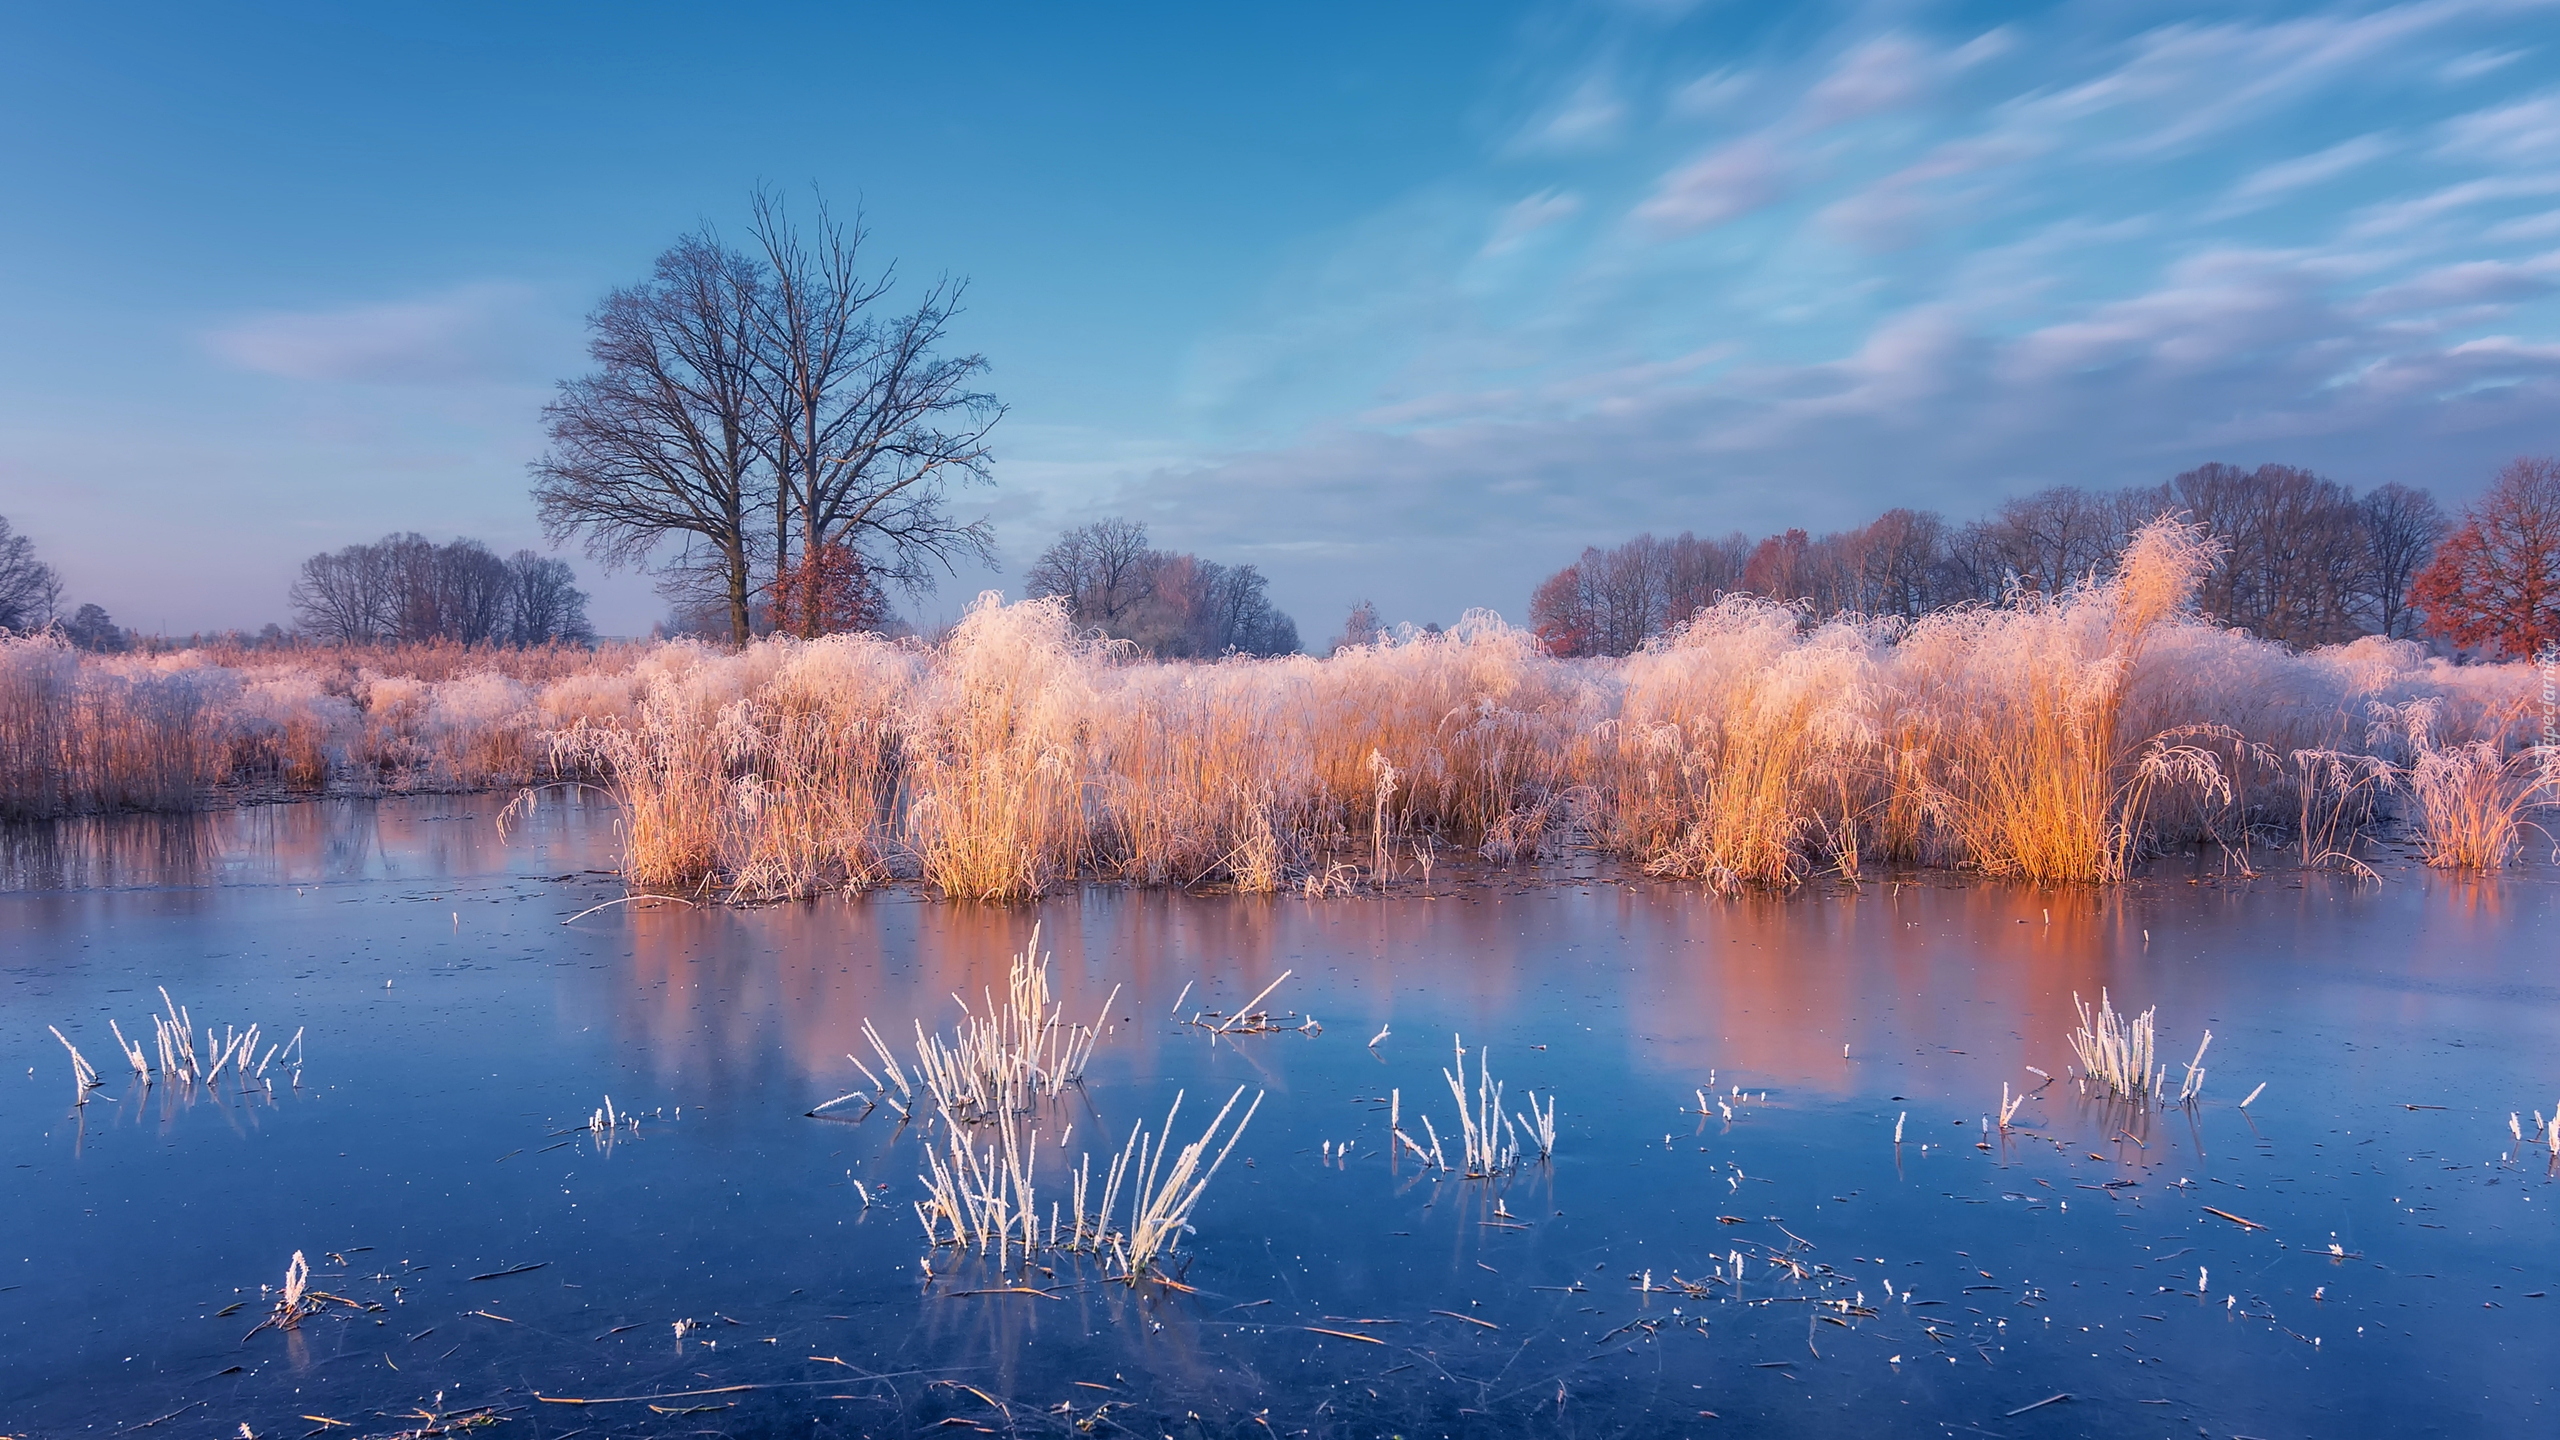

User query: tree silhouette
[0,514,60,633]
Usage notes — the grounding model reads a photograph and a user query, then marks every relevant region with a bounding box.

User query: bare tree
[1331,599,1382,654]
[1662,530,1750,626]
[2164,463,2364,646]
[377,534,510,643]
[750,190,1000,633]
[502,551,595,644]
[1118,554,1295,657]
[1984,488,2128,596]
[288,540,396,642]
[62,603,125,651]
[534,235,771,643]
[1585,538,1668,655]
[1533,530,1751,655]
[1852,508,1948,617]
[1024,518,1161,627]
[1523,463,2451,651]
[0,515,62,634]
[2359,482,2448,640]
[291,534,591,645]
[1024,517,1295,656]
[1197,562,1298,656]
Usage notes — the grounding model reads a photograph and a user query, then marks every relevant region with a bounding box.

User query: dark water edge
[2,794,2555,1437]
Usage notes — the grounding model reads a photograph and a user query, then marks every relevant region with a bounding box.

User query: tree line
[532,188,999,645]
[1529,462,2495,657]
[289,533,593,645]
[2,513,132,650]
[1024,518,1299,657]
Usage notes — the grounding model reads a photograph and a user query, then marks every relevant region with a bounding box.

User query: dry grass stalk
[243,1251,325,1340]
[1429,1034,1556,1177]
[1114,1086,1262,1280]
[2290,747,2396,866]
[143,987,299,1092]
[46,1026,100,1104]
[588,1095,641,1142]
[107,1018,150,1082]
[855,924,1114,1123]
[242,1250,366,1340]
[2522,1104,2560,1157]
[2068,990,2160,1099]
[2177,1031,2213,1103]
[1368,750,1403,884]
[1911,520,2235,882]
[1,634,650,821]
[1186,970,1319,1034]
[914,1107,1053,1270]
[279,1250,309,1320]
[2378,700,2560,869]
[912,1086,1262,1285]
[14,517,2553,890]
[50,990,301,1105]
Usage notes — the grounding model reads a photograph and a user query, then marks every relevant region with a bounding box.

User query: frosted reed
[10,518,2549,895]
[2068,990,2159,1099]
[854,925,1115,1124]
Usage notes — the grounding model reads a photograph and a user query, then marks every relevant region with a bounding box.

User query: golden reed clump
[5,520,2551,893]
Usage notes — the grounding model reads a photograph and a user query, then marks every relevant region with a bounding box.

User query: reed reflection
[603,882,1570,1093]
[0,791,617,892]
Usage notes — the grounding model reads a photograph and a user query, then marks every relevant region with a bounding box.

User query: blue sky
[4,0,2557,639]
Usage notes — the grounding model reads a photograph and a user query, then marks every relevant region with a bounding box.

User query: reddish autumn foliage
[2411,457,2560,659]
[770,540,890,637]
[1528,564,1594,657]
[1740,528,1812,600]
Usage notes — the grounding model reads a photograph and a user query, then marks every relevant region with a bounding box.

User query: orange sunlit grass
[5,520,2550,896]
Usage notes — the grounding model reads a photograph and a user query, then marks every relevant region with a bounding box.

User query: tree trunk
[726,536,753,647]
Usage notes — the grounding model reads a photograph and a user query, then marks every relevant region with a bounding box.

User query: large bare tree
[750,190,1001,634]
[534,199,1002,644]
[534,235,773,644]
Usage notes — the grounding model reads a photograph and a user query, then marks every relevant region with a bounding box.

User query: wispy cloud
[204,283,551,385]
[1044,0,2560,625]
[1484,189,1585,255]
[1804,33,1938,125]
[2348,171,2560,235]
[1632,134,1788,235]
[1817,135,2041,249]
[2435,89,2560,162]
[2222,134,2397,211]
[1507,72,1628,155]
[2440,46,2532,80]
[1666,66,1753,117]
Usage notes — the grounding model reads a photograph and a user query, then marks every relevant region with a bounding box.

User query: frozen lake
[4,794,2554,1436]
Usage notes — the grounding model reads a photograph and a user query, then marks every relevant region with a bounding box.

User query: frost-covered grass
[5,520,2550,892]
